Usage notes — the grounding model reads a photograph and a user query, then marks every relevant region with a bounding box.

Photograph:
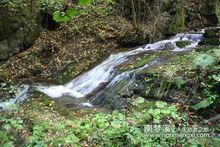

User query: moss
[118,54,155,73]
[176,40,191,48]
[146,52,198,78]
[118,51,170,74]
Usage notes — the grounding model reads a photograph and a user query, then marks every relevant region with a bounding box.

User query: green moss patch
[176,40,191,48]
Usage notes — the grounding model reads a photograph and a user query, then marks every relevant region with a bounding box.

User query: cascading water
[0,85,29,110]
[36,33,203,98]
[0,32,204,110]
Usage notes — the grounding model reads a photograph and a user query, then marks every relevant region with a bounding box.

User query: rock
[163,42,176,50]
[0,0,41,59]
[204,27,220,38]
[0,44,11,59]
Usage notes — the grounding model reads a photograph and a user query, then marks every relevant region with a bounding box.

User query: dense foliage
[0,98,219,146]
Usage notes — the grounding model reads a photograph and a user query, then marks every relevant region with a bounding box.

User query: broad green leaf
[53,11,70,22]
[192,54,215,68]
[79,0,92,6]
[53,9,77,22]
[66,8,77,17]
[53,11,63,22]
[57,16,69,22]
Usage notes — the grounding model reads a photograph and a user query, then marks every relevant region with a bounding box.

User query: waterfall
[0,85,29,110]
[36,33,203,98]
[0,32,204,110]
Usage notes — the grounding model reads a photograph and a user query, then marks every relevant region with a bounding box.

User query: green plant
[52,0,93,22]
[175,76,186,89]
[0,97,181,146]
[0,83,17,95]
[79,0,92,6]
[192,48,220,110]
[193,75,219,110]
[0,115,24,146]
[53,8,77,22]
[156,76,172,97]
[192,53,215,69]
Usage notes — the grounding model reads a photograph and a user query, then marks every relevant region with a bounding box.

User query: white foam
[36,85,84,98]
[81,102,93,107]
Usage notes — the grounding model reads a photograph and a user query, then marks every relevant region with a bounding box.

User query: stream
[0,32,204,110]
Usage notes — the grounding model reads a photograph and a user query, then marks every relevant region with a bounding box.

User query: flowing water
[0,32,204,110]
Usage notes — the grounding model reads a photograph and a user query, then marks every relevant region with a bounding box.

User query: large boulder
[0,0,41,59]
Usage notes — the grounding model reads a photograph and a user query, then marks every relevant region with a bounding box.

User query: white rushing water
[0,32,204,110]
[0,85,29,110]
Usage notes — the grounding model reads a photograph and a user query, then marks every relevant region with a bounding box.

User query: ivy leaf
[192,54,215,69]
[79,0,92,6]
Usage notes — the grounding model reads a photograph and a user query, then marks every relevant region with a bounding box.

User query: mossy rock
[204,27,220,38]
[163,43,176,50]
[175,40,191,48]
[199,38,220,45]
[200,27,220,45]
[0,0,41,59]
